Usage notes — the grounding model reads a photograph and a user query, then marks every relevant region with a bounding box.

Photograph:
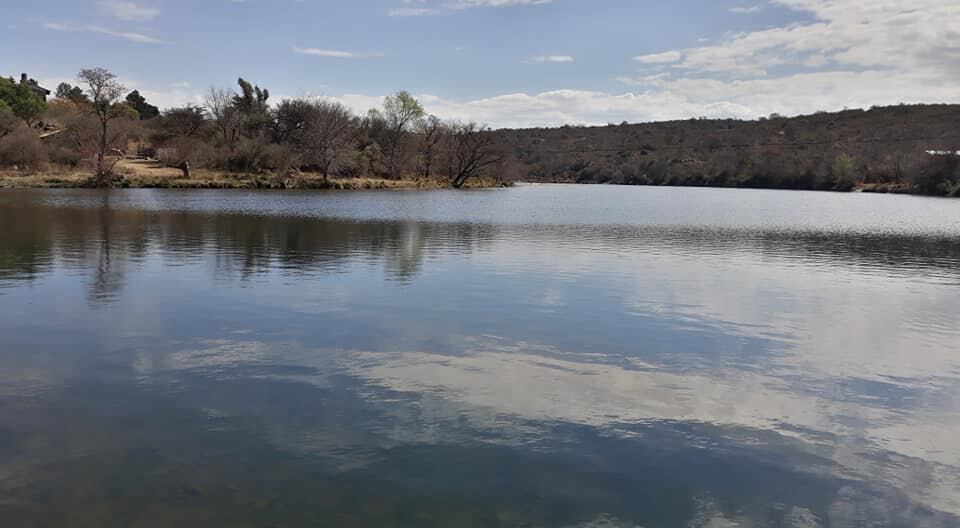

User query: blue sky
[3,0,958,127]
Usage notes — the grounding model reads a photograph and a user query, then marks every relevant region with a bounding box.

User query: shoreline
[0,172,943,196]
[512,180,948,197]
[0,159,504,191]
[0,161,948,196]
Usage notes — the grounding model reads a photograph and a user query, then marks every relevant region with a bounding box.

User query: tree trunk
[95,119,109,186]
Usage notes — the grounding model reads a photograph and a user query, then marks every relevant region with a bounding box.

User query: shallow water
[1,186,960,527]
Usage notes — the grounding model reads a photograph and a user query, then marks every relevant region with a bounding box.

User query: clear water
[1,186,960,527]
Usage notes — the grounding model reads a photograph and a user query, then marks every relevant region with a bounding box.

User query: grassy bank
[0,160,504,190]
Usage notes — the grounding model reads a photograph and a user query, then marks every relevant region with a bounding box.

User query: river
[1,186,960,526]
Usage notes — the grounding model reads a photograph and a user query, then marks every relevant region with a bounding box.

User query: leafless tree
[204,86,239,147]
[444,122,503,188]
[78,67,126,186]
[305,100,354,181]
[416,115,444,179]
[275,98,355,181]
[59,110,137,177]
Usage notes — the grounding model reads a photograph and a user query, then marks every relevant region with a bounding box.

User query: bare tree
[381,91,424,179]
[204,86,239,147]
[305,100,354,181]
[275,98,355,181]
[77,68,126,186]
[416,115,444,179]
[445,122,502,188]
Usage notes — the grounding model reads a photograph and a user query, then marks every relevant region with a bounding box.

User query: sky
[2,0,959,128]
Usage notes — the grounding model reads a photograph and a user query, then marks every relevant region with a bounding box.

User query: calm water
[2,186,960,527]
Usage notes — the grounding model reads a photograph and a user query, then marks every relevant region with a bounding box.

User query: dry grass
[0,159,503,190]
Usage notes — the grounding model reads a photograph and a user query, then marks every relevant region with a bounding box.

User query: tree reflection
[2,191,959,305]
[0,193,502,302]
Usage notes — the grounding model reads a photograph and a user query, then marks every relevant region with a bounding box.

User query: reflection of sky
[2,187,960,524]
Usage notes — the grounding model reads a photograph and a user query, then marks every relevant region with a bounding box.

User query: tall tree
[159,105,207,138]
[381,91,424,179]
[305,100,354,181]
[125,90,160,120]
[232,78,271,138]
[0,77,46,126]
[275,98,354,181]
[204,86,239,147]
[416,115,444,179]
[356,109,388,177]
[274,98,315,145]
[77,68,127,186]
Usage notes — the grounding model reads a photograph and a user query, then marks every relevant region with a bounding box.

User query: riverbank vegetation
[1,67,958,195]
[0,68,505,189]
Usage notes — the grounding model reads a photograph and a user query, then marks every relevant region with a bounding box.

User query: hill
[495,104,960,196]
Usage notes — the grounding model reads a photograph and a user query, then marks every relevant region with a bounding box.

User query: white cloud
[139,84,205,109]
[511,0,960,126]
[332,63,956,128]
[729,5,761,13]
[97,0,160,21]
[532,55,574,63]
[292,46,384,58]
[43,22,166,44]
[633,50,683,64]
[670,0,960,76]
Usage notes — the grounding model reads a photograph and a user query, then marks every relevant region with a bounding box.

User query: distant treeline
[494,105,960,196]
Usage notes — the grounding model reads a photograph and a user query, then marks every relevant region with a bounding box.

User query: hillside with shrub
[496,105,960,196]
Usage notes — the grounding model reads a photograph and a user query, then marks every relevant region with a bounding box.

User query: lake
[1,185,960,527]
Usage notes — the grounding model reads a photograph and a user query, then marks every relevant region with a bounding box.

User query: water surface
[2,186,960,527]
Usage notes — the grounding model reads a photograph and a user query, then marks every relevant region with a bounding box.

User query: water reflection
[1,187,960,526]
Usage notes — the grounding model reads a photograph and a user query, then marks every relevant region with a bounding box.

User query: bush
[831,153,857,190]
[0,127,47,168]
[261,143,295,173]
[334,149,362,178]
[157,136,216,169]
[47,144,83,167]
[220,139,294,173]
[912,155,960,195]
[0,107,18,138]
